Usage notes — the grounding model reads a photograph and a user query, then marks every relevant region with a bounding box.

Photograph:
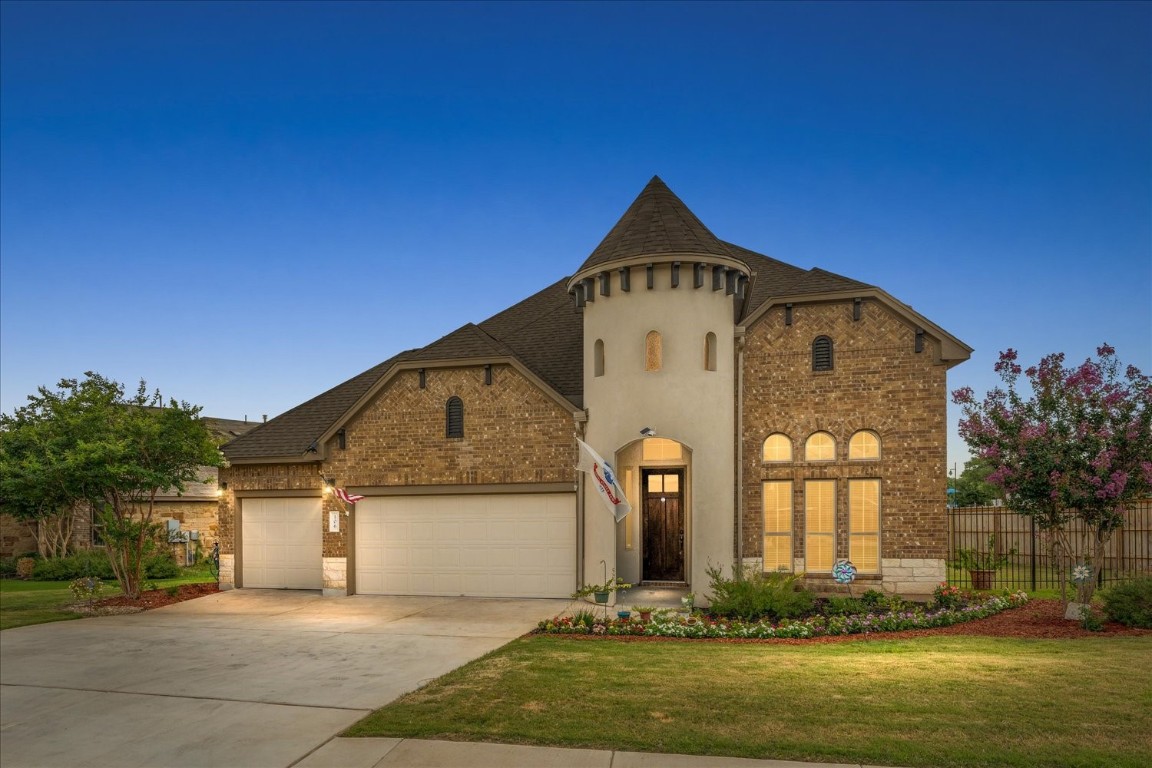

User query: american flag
[334,487,364,505]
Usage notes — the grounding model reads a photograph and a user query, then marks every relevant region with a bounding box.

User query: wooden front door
[642,469,685,582]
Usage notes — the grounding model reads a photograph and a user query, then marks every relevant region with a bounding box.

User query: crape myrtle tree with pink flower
[952,345,1152,605]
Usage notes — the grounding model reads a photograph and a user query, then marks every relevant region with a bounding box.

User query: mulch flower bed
[541,599,1151,644]
[72,583,219,615]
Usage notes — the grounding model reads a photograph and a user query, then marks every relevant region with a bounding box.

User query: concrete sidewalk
[297,737,902,768]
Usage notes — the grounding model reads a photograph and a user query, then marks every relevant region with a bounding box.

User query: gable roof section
[222,352,412,460]
[578,176,735,272]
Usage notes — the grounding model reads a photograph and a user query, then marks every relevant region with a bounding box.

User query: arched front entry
[615,437,692,586]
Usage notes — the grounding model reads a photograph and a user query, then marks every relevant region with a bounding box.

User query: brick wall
[219,364,578,560]
[741,299,949,579]
[323,365,576,486]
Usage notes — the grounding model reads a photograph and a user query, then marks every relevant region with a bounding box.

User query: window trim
[848,478,881,574]
[762,433,793,463]
[848,430,881,461]
[804,479,836,574]
[804,431,836,462]
[762,480,793,572]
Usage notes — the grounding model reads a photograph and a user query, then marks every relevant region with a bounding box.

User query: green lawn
[346,634,1152,768]
[0,566,216,631]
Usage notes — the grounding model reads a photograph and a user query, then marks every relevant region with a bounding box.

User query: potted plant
[632,605,657,622]
[572,573,632,604]
[956,534,1016,590]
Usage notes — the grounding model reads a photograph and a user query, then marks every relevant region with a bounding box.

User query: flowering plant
[571,573,632,600]
[538,592,1030,640]
[932,582,965,610]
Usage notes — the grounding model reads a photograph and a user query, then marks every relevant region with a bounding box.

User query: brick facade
[219,364,578,571]
[741,299,948,593]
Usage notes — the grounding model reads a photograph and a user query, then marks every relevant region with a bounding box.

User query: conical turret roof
[578,176,736,272]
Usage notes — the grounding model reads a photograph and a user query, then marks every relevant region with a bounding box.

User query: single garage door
[355,493,576,598]
[241,498,323,589]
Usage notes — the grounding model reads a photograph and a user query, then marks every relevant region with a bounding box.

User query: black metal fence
[947,498,1152,591]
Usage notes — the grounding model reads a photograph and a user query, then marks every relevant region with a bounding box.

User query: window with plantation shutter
[762,481,793,572]
[445,397,464,438]
[812,336,833,371]
[849,479,881,573]
[805,480,835,572]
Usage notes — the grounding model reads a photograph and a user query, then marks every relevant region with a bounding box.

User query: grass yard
[0,565,216,631]
[346,634,1152,768]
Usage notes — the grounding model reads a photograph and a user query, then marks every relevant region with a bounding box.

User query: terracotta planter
[969,569,996,590]
[639,611,652,622]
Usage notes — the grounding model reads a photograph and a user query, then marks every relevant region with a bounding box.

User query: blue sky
[2,0,1149,470]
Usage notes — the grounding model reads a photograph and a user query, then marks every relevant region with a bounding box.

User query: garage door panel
[356,493,575,598]
[241,498,323,590]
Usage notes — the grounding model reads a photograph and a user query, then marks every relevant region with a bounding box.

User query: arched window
[594,339,605,377]
[645,330,662,372]
[849,430,881,460]
[704,332,717,371]
[805,431,835,461]
[762,433,792,462]
[445,397,464,438]
[812,336,834,371]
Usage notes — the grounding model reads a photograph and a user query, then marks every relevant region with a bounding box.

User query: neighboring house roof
[223,179,969,462]
[157,416,261,499]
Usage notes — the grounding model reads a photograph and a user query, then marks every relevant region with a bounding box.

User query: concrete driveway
[0,590,568,768]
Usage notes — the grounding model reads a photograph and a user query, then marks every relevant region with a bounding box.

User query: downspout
[735,327,746,571]
[575,410,589,588]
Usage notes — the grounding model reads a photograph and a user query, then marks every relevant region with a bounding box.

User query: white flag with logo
[576,438,631,522]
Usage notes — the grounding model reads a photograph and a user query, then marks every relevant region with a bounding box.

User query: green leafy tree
[0,373,223,597]
[953,345,1152,604]
[949,458,1001,507]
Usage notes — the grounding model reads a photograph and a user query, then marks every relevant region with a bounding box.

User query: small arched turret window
[446,397,464,438]
[594,339,605,377]
[812,336,834,371]
[645,331,662,372]
[704,332,717,371]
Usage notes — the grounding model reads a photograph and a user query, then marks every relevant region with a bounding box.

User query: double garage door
[355,494,576,598]
[241,493,575,597]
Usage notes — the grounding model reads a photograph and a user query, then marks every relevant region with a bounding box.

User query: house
[219,177,971,599]
[0,417,259,560]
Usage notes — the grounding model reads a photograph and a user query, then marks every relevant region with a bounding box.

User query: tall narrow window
[848,430,881,460]
[762,433,792,462]
[704,332,717,371]
[849,479,881,573]
[445,397,464,438]
[805,432,835,461]
[594,339,605,377]
[805,480,836,573]
[812,336,834,371]
[763,481,793,572]
[645,330,662,371]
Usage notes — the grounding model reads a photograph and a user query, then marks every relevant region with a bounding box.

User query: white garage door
[355,493,576,598]
[241,498,323,589]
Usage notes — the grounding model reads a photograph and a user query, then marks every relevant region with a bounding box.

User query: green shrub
[0,556,19,578]
[1100,575,1152,629]
[144,552,181,579]
[32,550,115,580]
[706,564,814,622]
[822,595,871,616]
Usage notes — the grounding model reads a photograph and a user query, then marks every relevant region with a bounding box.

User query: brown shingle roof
[224,180,893,461]
[578,176,735,272]
[223,352,413,460]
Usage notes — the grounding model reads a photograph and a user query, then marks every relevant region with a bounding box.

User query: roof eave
[743,287,973,368]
